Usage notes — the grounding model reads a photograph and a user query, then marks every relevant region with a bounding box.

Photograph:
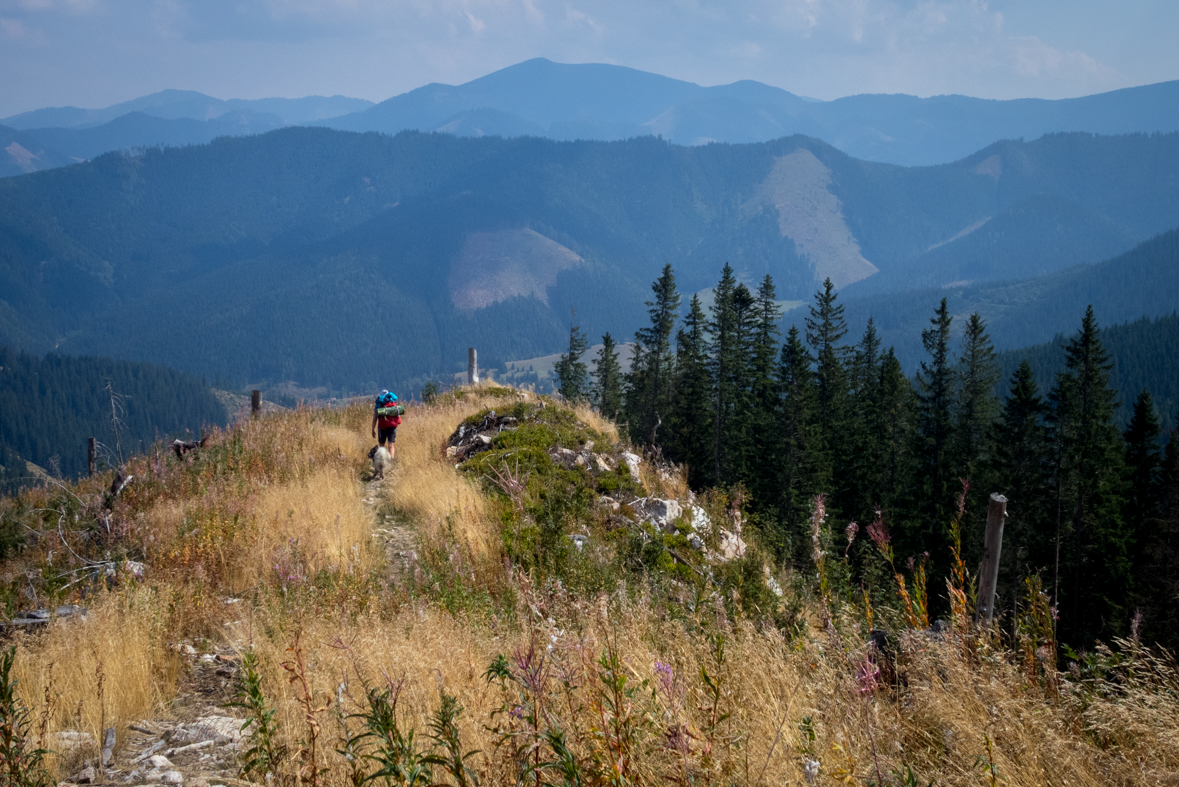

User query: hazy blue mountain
[319,58,1179,165]
[993,312,1179,434]
[837,228,1179,373]
[1,125,76,177]
[1,128,1176,392]
[23,110,286,161]
[2,89,374,129]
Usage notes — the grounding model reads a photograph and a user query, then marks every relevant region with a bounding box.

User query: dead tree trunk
[976,493,1008,625]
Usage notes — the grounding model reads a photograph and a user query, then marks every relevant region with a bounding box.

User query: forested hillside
[560,263,1179,649]
[995,312,1179,435]
[0,345,227,490]
[838,228,1179,371]
[2,127,1176,393]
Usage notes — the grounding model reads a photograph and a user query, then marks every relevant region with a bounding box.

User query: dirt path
[70,459,418,787]
[362,460,418,584]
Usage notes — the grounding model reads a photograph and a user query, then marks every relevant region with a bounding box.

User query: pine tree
[747,275,783,508]
[804,278,850,495]
[666,295,714,487]
[773,325,819,560]
[913,298,956,559]
[1123,389,1162,589]
[1146,425,1179,647]
[1048,306,1128,644]
[727,282,758,484]
[954,313,999,484]
[708,264,740,484]
[554,311,590,402]
[625,264,681,445]
[989,361,1053,605]
[842,319,884,520]
[592,332,624,420]
[875,348,915,517]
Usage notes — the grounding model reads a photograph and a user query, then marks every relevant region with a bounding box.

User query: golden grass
[385,390,520,559]
[11,588,181,771]
[3,386,1178,786]
[250,467,376,588]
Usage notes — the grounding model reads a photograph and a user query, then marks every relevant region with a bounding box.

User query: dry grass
[10,588,182,771]
[385,389,527,558]
[2,386,1178,786]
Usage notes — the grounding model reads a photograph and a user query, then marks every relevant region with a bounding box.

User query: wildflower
[855,657,880,694]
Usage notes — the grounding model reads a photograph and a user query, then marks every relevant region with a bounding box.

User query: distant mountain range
[835,228,1179,372]
[1,127,1176,392]
[1,91,374,176]
[5,59,1179,178]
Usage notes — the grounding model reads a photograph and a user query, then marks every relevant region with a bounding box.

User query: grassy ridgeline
[0,387,1176,785]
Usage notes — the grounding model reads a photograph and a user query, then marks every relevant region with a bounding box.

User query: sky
[1,0,1177,117]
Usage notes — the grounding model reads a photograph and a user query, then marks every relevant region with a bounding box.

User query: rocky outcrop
[445,411,519,460]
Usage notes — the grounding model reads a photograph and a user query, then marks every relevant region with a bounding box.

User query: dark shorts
[378,426,397,445]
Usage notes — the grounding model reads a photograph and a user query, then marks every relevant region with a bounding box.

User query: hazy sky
[1,0,1176,116]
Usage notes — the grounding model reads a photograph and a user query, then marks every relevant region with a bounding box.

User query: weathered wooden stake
[88,437,96,477]
[976,493,1008,625]
[251,389,261,416]
[468,348,479,385]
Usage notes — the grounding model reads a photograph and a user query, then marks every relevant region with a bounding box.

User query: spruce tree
[804,278,850,495]
[774,325,819,560]
[875,348,916,517]
[954,313,999,484]
[1146,425,1179,647]
[913,298,956,559]
[842,319,884,520]
[708,264,740,484]
[554,312,590,402]
[1123,389,1162,591]
[748,275,783,508]
[727,282,758,485]
[625,264,680,445]
[666,296,713,486]
[1048,306,1128,644]
[989,361,1053,605]
[592,332,624,420]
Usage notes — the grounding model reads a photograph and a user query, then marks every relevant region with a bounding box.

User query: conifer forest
[557,264,1179,651]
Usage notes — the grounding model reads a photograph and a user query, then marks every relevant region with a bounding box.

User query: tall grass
[0,387,1176,785]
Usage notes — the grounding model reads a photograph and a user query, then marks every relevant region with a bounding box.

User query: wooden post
[251,389,261,416]
[88,437,96,477]
[468,348,479,385]
[976,493,1008,625]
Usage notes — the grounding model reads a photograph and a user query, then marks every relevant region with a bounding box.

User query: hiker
[371,390,403,461]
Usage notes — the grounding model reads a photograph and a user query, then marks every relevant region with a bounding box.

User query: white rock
[621,452,642,478]
[598,496,621,513]
[764,568,784,597]
[684,504,711,535]
[52,730,95,751]
[146,756,174,769]
[717,529,747,561]
[161,771,184,785]
[687,533,704,551]
[169,715,244,745]
[633,497,682,532]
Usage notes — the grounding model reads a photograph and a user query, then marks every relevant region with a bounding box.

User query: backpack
[375,392,405,418]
